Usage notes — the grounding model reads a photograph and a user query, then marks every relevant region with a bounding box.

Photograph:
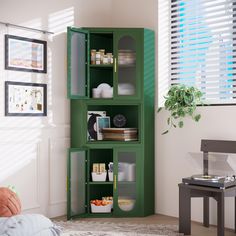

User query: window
[158,0,236,105]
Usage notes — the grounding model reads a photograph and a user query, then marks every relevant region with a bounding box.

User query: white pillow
[0,214,61,236]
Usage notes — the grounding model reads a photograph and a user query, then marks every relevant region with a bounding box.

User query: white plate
[97,83,111,90]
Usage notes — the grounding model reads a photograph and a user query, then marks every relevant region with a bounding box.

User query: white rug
[55,220,183,236]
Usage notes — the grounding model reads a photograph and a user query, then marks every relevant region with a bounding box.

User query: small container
[91,203,112,213]
[108,171,113,181]
[103,55,108,64]
[92,88,101,98]
[102,197,113,209]
[101,87,113,98]
[107,53,113,64]
[96,52,101,65]
[90,49,96,65]
[108,171,125,181]
[99,49,105,64]
[99,163,106,173]
[92,163,99,172]
[91,172,107,181]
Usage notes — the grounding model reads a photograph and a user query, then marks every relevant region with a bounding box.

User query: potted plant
[158,84,203,134]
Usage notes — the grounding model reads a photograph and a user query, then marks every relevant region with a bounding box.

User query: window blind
[170,0,236,104]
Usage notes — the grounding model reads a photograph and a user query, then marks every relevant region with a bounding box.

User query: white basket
[91,203,112,213]
[91,172,107,181]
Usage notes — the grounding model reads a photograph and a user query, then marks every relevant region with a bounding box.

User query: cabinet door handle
[114,174,117,190]
[114,58,117,73]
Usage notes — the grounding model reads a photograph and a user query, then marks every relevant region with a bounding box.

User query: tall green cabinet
[67,27,155,219]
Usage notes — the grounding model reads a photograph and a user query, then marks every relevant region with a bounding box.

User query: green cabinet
[67,27,155,219]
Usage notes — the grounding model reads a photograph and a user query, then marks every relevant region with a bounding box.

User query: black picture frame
[5,81,47,116]
[5,34,47,73]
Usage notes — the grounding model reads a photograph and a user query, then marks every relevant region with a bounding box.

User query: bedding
[0,214,61,236]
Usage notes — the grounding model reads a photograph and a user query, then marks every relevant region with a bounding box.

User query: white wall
[111,0,236,230]
[112,0,155,29]
[0,0,112,218]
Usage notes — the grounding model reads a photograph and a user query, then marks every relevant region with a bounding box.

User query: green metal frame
[67,27,155,218]
[113,147,143,217]
[113,30,142,100]
[67,27,90,99]
[67,148,88,219]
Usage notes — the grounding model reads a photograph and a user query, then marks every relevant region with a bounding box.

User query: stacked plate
[92,83,113,98]
[118,83,135,95]
[118,50,136,65]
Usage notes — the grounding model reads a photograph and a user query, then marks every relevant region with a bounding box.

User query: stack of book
[101,128,138,141]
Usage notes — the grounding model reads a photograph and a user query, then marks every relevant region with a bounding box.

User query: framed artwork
[96,116,110,140]
[5,34,47,73]
[5,81,47,116]
[87,111,106,141]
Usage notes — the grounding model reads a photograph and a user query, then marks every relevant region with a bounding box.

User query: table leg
[179,185,191,235]
[217,192,224,236]
[235,196,236,233]
[203,196,209,227]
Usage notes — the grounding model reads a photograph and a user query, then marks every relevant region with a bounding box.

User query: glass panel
[117,36,136,96]
[71,32,87,96]
[117,151,136,212]
[70,151,86,216]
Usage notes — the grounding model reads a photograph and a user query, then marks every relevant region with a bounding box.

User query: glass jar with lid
[90,49,96,65]
[95,52,101,65]
[107,53,113,64]
[99,49,105,64]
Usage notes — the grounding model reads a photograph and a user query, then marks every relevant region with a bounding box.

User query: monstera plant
[158,84,203,134]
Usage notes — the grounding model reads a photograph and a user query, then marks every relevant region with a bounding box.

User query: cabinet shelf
[89,182,113,185]
[86,141,140,145]
[88,213,113,217]
[118,64,135,68]
[90,64,113,68]
[118,181,136,185]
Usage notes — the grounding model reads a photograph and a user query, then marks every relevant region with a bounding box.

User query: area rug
[55,220,183,236]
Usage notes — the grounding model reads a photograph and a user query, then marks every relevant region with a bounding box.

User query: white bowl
[118,199,135,211]
[118,88,134,95]
[97,83,111,90]
[92,88,101,98]
[101,88,113,98]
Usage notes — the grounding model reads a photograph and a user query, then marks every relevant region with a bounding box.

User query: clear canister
[90,49,96,65]
[96,52,101,65]
[99,49,105,64]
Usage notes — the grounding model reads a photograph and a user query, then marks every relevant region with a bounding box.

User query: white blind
[170,0,236,104]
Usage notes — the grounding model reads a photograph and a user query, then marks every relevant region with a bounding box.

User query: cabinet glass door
[114,31,141,99]
[114,148,140,216]
[67,149,87,219]
[67,27,89,99]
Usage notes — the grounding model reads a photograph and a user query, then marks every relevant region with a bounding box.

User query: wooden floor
[58,214,235,236]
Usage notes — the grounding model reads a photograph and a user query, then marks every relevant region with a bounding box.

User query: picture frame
[87,111,106,141]
[96,116,110,140]
[5,34,47,73]
[5,81,47,116]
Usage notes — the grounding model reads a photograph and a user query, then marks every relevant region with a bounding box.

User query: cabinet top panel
[69,27,154,33]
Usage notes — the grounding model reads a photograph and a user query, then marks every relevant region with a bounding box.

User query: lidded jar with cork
[99,49,105,64]
[95,51,101,64]
[90,49,96,65]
